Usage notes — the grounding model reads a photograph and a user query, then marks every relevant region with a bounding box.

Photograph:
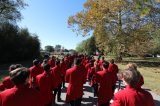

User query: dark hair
[74,58,81,66]
[89,59,93,63]
[10,67,30,85]
[102,61,109,69]
[43,59,48,63]
[110,59,114,64]
[122,68,141,88]
[55,59,60,65]
[9,64,23,72]
[9,64,17,71]
[33,59,39,66]
[43,64,50,72]
[51,56,55,59]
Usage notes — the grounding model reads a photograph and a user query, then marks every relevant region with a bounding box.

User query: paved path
[54,81,160,106]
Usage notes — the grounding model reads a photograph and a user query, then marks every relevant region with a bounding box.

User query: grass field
[117,62,160,95]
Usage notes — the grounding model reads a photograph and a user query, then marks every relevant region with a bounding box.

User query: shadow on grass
[154,100,160,106]
[143,88,151,91]
[121,61,160,67]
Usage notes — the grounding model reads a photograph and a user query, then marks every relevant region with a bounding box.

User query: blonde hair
[122,68,141,88]
[125,63,137,70]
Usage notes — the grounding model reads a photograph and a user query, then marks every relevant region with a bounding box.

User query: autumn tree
[68,0,160,60]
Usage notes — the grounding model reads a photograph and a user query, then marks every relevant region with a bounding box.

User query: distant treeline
[0,23,41,63]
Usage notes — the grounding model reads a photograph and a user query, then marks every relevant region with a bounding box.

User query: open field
[117,62,160,95]
[121,57,160,95]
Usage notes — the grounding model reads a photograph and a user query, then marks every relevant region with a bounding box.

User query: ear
[122,79,128,86]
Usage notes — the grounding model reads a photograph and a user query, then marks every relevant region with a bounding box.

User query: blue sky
[19,0,90,50]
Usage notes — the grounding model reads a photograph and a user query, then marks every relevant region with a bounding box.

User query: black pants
[92,83,98,97]
[69,97,82,106]
[99,101,110,106]
[62,76,65,88]
[54,84,62,100]
[112,84,116,94]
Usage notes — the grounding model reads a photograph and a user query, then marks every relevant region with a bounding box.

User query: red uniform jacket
[48,59,55,68]
[29,65,44,87]
[29,65,44,79]
[85,63,91,79]
[64,59,70,70]
[110,85,155,106]
[88,67,96,86]
[65,65,86,102]
[95,69,113,106]
[36,72,57,105]
[60,61,67,76]
[0,85,43,106]
[51,65,63,87]
[137,76,144,89]
[1,76,14,90]
[108,63,119,85]
[0,84,5,91]
[99,59,104,69]
[88,67,95,80]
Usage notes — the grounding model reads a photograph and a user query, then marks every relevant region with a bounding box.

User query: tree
[0,0,27,23]
[0,23,41,63]
[45,45,54,52]
[55,45,61,52]
[149,27,160,55]
[76,36,96,55]
[68,0,160,60]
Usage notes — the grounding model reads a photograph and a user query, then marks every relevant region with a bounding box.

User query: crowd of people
[0,54,155,106]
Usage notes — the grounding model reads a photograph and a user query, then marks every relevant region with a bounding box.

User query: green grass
[139,67,160,95]
[117,63,160,95]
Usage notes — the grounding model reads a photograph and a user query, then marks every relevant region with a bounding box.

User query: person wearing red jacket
[0,64,23,91]
[41,59,48,67]
[108,59,119,93]
[36,64,57,106]
[65,58,86,106]
[60,58,67,88]
[0,67,43,106]
[51,60,63,102]
[95,61,114,106]
[122,63,144,90]
[99,57,105,70]
[85,60,93,79]
[48,56,55,68]
[88,62,99,97]
[125,63,144,88]
[29,59,44,88]
[110,68,154,106]
[64,56,70,70]
[0,84,4,91]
